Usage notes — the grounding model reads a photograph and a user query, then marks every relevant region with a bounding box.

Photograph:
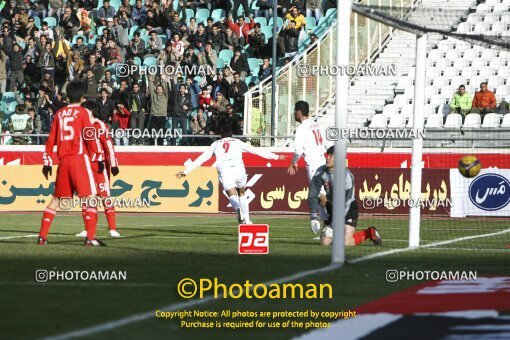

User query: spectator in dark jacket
[228,72,248,114]
[282,20,299,58]
[128,82,148,144]
[1,41,26,91]
[172,83,192,145]
[230,49,250,80]
[248,23,266,58]
[208,24,223,53]
[258,57,272,81]
[97,88,116,123]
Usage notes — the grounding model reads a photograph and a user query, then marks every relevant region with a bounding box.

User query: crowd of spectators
[0,0,337,145]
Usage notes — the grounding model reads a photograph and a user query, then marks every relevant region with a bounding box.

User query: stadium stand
[0,0,337,145]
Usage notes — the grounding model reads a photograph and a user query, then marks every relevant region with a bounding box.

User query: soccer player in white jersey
[287,100,330,230]
[287,100,329,181]
[176,120,286,224]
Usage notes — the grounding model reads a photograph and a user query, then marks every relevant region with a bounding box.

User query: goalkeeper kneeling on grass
[308,146,382,246]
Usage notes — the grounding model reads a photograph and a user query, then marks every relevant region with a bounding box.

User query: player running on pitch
[176,120,286,224]
[38,81,105,246]
[75,100,121,238]
[309,146,382,246]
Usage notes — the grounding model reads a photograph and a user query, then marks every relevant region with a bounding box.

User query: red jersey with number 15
[43,104,102,166]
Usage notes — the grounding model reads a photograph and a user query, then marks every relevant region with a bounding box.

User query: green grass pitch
[1,213,509,339]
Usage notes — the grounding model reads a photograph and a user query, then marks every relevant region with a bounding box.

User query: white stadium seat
[406,115,414,128]
[469,76,484,89]
[388,114,406,128]
[404,85,415,98]
[444,113,463,128]
[479,68,497,78]
[396,77,413,89]
[394,95,409,108]
[383,104,399,116]
[488,75,505,87]
[472,58,490,68]
[474,22,490,33]
[426,68,441,78]
[433,76,450,88]
[445,50,460,60]
[499,68,510,78]
[451,76,466,90]
[482,113,501,128]
[441,85,455,98]
[443,68,461,78]
[454,58,470,69]
[493,3,510,13]
[435,59,452,69]
[501,114,510,127]
[454,41,472,51]
[425,85,438,98]
[401,104,414,118]
[456,22,470,33]
[424,104,437,117]
[438,40,455,51]
[428,49,444,60]
[484,13,501,24]
[476,3,491,14]
[501,13,510,23]
[462,49,481,60]
[489,58,502,68]
[429,95,446,107]
[463,114,482,128]
[481,49,497,59]
[425,114,444,128]
[461,67,477,79]
[497,85,510,97]
[466,13,483,24]
[369,114,388,128]
[491,22,510,32]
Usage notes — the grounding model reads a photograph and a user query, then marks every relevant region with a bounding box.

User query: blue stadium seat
[261,26,273,39]
[211,9,226,22]
[254,17,267,27]
[129,25,139,36]
[33,16,41,29]
[110,0,121,11]
[1,92,16,104]
[42,17,57,27]
[218,49,234,63]
[216,57,225,69]
[133,56,142,66]
[196,8,210,19]
[5,102,17,115]
[247,58,261,73]
[88,35,97,47]
[143,56,157,66]
[97,25,107,36]
[268,17,283,29]
[305,16,316,28]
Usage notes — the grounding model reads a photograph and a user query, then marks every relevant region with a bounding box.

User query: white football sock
[239,195,250,223]
[229,195,240,211]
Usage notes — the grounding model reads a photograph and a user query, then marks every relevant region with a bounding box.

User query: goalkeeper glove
[98,161,105,174]
[42,166,52,180]
[111,166,119,176]
[310,218,321,235]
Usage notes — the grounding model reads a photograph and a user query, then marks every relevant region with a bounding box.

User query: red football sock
[105,206,116,231]
[39,208,56,239]
[353,228,372,245]
[85,207,98,240]
[81,202,87,230]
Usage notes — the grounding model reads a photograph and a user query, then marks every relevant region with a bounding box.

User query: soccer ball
[320,226,333,246]
[458,155,481,178]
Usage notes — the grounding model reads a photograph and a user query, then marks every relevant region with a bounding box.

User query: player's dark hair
[66,81,85,104]
[327,146,334,155]
[81,100,99,119]
[295,101,309,117]
[220,119,233,138]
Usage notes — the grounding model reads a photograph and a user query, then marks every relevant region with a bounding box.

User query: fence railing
[243,0,416,146]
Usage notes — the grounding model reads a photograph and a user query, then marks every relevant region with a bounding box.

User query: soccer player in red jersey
[38,81,106,247]
[75,100,121,238]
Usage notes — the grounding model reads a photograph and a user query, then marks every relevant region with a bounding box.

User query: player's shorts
[218,167,248,191]
[307,162,327,196]
[91,163,111,198]
[325,200,359,228]
[54,154,97,198]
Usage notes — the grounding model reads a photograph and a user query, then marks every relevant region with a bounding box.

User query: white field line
[42,226,510,340]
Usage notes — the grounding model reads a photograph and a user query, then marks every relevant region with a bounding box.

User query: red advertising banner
[1,148,509,169]
[219,168,451,215]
